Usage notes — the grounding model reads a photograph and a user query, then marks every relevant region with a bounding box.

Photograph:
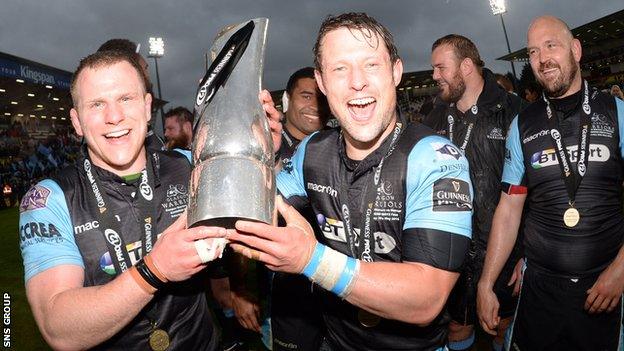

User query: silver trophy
[188,18,275,228]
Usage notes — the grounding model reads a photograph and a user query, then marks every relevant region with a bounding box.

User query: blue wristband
[331,256,358,297]
[302,242,325,278]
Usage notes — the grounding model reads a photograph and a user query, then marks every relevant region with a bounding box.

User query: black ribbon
[339,122,403,262]
[447,104,478,153]
[543,80,592,207]
[82,153,158,274]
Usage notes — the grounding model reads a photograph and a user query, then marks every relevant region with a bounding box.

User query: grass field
[1,206,50,350]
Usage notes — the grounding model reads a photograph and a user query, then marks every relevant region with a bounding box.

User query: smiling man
[19,50,222,350]
[477,16,624,350]
[423,35,524,351]
[227,13,473,351]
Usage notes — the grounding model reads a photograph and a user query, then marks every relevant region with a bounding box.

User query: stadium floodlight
[148,37,164,58]
[148,36,165,135]
[489,0,516,78]
[489,0,506,15]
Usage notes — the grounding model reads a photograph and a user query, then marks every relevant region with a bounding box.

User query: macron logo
[307,182,338,197]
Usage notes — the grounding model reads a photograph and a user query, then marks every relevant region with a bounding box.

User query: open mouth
[347,97,376,121]
[104,129,130,139]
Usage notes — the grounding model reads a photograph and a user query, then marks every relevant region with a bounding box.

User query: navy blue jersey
[19,150,217,350]
[277,120,472,350]
[503,90,624,276]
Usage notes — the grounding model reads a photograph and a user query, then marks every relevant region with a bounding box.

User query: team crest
[20,185,51,213]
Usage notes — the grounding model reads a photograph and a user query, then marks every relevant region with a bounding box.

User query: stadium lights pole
[148,37,165,133]
[489,0,517,79]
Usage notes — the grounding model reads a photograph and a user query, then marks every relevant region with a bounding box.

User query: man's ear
[314,69,327,95]
[571,38,582,63]
[70,108,84,137]
[392,59,404,87]
[144,92,152,123]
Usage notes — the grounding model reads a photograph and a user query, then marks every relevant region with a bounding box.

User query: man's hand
[231,290,261,332]
[228,196,316,273]
[477,284,500,336]
[585,263,624,313]
[507,258,524,296]
[259,89,283,152]
[149,212,227,281]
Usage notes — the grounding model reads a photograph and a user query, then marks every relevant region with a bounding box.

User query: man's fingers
[607,296,621,312]
[164,211,187,233]
[597,295,613,313]
[585,290,598,311]
[186,226,228,241]
[276,196,308,230]
[588,294,605,313]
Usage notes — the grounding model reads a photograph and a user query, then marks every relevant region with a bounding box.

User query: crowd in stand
[0,121,81,208]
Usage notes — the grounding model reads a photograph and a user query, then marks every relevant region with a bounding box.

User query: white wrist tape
[194,238,228,263]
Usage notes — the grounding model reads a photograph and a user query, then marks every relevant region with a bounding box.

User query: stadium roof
[497,9,624,62]
[0,51,72,123]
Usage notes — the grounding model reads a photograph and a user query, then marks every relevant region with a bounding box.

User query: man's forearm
[344,261,458,325]
[28,267,154,350]
[479,193,525,289]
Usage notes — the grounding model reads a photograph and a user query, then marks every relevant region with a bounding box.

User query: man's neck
[88,148,147,177]
[285,121,306,142]
[456,74,484,113]
[344,116,397,161]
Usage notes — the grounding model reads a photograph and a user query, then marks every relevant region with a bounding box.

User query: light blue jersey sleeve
[276,133,316,199]
[19,179,84,282]
[501,116,525,185]
[173,148,192,164]
[404,136,472,238]
[616,97,624,158]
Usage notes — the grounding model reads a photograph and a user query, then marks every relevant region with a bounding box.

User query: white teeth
[105,129,129,138]
[348,97,376,106]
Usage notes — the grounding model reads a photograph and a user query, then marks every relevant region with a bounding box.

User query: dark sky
[1,1,621,109]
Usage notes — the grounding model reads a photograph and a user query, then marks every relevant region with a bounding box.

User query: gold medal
[563,207,580,228]
[358,309,381,328]
[149,329,170,351]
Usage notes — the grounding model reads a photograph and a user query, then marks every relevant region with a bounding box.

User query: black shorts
[506,265,623,351]
[447,243,521,325]
[271,272,324,351]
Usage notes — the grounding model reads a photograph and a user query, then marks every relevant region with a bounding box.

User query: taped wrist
[301,242,360,298]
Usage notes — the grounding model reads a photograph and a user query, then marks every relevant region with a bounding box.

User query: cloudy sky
[0,1,621,108]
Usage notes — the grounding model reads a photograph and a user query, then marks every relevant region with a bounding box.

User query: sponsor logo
[440,163,469,173]
[144,217,153,252]
[19,185,50,213]
[19,222,61,242]
[590,113,615,138]
[432,142,462,160]
[307,182,338,197]
[486,127,505,140]
[99,235,155,275]
[20,65,55,85]
[550,129,571,176]
[74,220,99,235]
[162,184,188,218]
[317,215,397,254]
[577,125,588,176]
[139,170,153,201]
[374,180,403,222]
[432,178,472,212]
[530,144,610,169]
[522,129,549,144]
[104,229,128,271]
[196,45,235,106]
[373,231,397,254]
[84,159,106,213]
